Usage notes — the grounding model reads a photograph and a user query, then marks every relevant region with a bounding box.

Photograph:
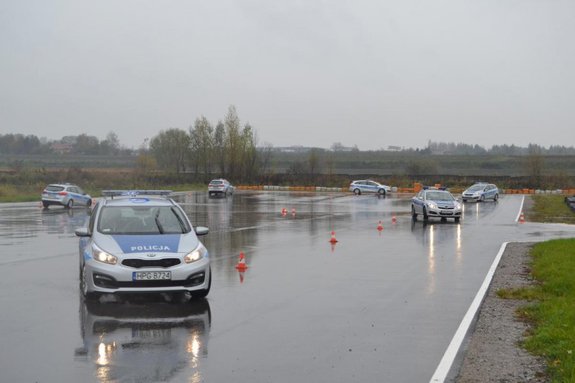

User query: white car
[411,188,462,222]
[461,183,499,202]
[349,180,391,196]
[41,183,92,209]
[208,179,235,197]
[75,190,211,300]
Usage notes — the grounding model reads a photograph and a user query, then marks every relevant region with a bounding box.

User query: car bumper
[42,197,66,206]
[461,195,480,201]
[426,209,462,217]
[84,257,211,294]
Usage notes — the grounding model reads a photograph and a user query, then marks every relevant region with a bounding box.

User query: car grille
[122,258,181,268]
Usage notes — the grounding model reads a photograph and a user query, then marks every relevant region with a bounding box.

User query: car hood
[95,233,199,255]
[430,200,458,208]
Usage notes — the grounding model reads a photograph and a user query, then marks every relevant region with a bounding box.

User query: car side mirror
[75,227,91,237]
[195,226,209,236]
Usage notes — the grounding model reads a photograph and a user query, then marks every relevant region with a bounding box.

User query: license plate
[133,271,171,281]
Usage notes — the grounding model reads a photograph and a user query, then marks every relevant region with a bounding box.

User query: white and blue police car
[461,183,499,202]
[75,190,211,301]
[41,183,92,209]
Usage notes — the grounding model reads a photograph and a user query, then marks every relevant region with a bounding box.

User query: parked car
[41,183,92,209]
[461,183,499,202]
[208,179,235,197]
[349,180,391,196]
[411,187,462,222]
[74,190,211,301]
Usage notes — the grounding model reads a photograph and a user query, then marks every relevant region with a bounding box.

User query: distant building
[50,142,74,154]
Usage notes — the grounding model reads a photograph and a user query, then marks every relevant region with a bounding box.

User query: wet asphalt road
[1,192,574,383]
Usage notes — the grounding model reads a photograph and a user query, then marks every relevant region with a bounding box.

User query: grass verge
[529,195,575,224]
[498,239,575,382]
[0,183,207,203]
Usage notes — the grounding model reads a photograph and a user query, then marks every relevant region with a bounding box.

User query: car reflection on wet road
[0,193,574,382]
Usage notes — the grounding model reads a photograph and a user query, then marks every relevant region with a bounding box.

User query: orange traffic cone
[519,212,525,224]
[392,215,397,224]
[281,208,287,216]
[329,231,338,244]
[377,221,384,231]
[235,252,248,271]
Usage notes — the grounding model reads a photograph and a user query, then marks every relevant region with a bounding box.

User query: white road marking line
[429,242,509,383]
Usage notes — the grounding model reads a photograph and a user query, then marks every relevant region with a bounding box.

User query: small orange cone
[377,221,384,231]
[281,208,287,216]
[392,215,397,224]
[519,212,525,224]
[329,231,338,244]
[235,252,248,271]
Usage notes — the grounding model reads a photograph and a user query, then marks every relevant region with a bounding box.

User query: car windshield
[98,206,190,235]
[426,191,455,201]
[468,184,486,192]
[210,180,223,185]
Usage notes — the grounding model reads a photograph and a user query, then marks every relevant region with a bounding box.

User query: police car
[411,187,462,222]
[41,183,92,209]
[75,190,211,300]
[461,183,499,202]
[349,180,391,196]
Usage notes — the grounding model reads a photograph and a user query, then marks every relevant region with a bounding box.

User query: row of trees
[0,132,127,155]
[426,141,575,156]
[148,106,260,182]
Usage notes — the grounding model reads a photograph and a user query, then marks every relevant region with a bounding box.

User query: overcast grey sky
[1,0,573,150]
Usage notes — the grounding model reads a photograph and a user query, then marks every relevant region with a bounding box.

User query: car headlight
[184,245,208,264]
[92,244,118,265]
[427,202,438,209]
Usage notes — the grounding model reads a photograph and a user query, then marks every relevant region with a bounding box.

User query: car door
[412,191,424,214]
[367,181,378,193]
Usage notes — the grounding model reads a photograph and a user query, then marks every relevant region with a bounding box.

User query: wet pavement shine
[0,192,574,383]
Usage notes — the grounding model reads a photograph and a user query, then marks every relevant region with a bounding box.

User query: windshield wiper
[171,207,187,233]
[154,210,165,234]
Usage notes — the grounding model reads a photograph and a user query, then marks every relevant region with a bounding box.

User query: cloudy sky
[1,0,573,150]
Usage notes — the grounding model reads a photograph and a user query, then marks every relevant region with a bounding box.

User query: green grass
[0,183,208,203]
[529,195,575,224]
[499,239,575,382]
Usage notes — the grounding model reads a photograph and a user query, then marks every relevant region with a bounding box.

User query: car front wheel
[494,194,499,201]
[423,207,429,221]
[353,188,361,195]
[191,269,211,299]
[378,189,386,196]
[80,265,100,301]
[411,205,417,220]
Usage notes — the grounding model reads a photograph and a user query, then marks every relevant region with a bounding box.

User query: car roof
[102,197,175,208]
[99,190,175,207]
[48,183,77,187]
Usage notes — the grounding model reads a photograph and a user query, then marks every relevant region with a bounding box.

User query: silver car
[41,183,92,209]
[411,188,462,222]
[208,179,235,197]
[461,183,499,202]
[349,179,391,196]
[75,190,211,300]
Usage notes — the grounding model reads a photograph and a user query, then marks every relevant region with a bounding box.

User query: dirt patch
[455,242,548,382]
